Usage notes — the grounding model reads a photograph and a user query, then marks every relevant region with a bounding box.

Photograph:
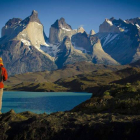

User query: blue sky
[0,0,140,37]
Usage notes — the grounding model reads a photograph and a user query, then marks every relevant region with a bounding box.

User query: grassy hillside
[72,81,140,115]
[70,67,140,115]
[5,82,67,92]
[5,61,129,86]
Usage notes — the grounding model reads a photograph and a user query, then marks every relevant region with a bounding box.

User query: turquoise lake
[1,91,92,114]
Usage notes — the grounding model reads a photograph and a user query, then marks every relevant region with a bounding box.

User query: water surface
[2,91,92,114]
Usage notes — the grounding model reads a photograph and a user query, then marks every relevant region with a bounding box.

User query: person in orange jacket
[0,57,8,114]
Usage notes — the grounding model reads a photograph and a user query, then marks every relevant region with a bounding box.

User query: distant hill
[6,65,140,94]
[5,61,129,87]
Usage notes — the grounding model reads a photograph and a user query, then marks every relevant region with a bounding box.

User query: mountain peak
[105,19,113,26]
[31,10,38,15]
[59,17,65,23]
[109,17,115,21]
[125,17,140,26]
[77,27,85,33]
[51,17,72,30]
[1,18,22,37]
[89,30,95,35]
[99,18,126,33]
[29,10,41,23]
[5,18,22,27]
[49,17,76,44]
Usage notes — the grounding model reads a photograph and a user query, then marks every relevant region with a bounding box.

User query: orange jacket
[0,65,8,88]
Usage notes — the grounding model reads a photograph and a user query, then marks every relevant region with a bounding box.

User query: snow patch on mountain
[36,22,42,26]
[119,26,129,32]
[106,19,113,26]
[20,37,59,59]
[72,42,87,53]
[136,24,140,29]
[123,20,128,23]
[59,24,72,31]
[34,44,55,61]
[21,39,31,46]
[103,34,112,46]
[103,34,119,47]
[21,34,27,38]
[40,43,59,57]
[61,27,71,31]
[74,46,87,53]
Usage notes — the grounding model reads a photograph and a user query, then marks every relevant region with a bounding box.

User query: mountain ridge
[0,10,140,75]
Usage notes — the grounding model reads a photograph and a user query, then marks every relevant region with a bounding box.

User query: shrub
[104,91,110,96]
[126,83,131,88]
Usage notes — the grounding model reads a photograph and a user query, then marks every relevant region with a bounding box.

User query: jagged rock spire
[51,17,72,30]
[89,30,95,35]
[77,27,85,33]
[29,10,41,24]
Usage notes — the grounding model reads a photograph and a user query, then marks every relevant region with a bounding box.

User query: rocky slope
[0,10,57,75]
[95,17,140,64]
[0,110,140,140]
[89,29,95,35]
[91,36,119,65]
[49,17,77,44]
[55,36,91,68]
[71,32,92,53]
[130,59,140,67]
[72,32,119,65]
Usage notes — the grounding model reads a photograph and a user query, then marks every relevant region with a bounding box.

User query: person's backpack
[0,66,3,82]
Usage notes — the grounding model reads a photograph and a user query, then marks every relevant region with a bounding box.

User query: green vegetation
[4,62,129,86]
[2,65,140,139]
[103,91,110,96]
[1,109,140,140]
[72,81,140,115]
[5,82,68,92]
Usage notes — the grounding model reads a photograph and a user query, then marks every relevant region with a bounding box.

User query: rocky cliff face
[99,18,121,33]
[0,10,57,75]
[71,32,92,54]
[96,17,140,64]
[1,18,22,37]
[49,18,77,44]
[55,36,90,68]
[77,27,85,33]
[71,32,119,65]
[125,17,140,26]
[91,37,119,65]
[49,17,119,67]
